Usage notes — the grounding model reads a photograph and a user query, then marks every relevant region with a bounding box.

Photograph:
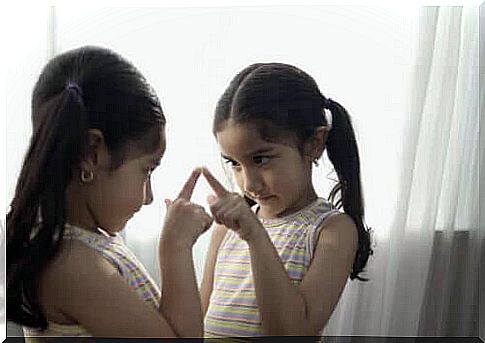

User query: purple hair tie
[322,97,333,130]
[323,108,333,131]
[65,81,83,97]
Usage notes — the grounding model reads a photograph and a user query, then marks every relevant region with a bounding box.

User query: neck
[64,180,99,234]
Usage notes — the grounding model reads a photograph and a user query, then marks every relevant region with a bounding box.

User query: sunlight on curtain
[322,6,480,337]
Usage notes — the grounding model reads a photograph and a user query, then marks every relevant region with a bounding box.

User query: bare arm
[159,235,203,337]
[157,168,213,337]
[43,225,211,338]
[40,241,177,338]
[200,224,228,315]
[248,213,358,335]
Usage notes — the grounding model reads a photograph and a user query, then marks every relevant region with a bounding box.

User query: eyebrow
[221,147,275,160]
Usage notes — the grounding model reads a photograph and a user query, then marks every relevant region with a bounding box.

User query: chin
[119,219,131,230]
[107,219,129,233]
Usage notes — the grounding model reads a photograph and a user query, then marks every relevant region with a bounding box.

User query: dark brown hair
[7,46,165,329]
[213,63,372,281]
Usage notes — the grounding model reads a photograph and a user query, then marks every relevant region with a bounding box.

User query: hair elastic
[323,107,333,131]
[65,81,83,97]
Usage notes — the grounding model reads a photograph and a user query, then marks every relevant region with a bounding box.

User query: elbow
[279,321,323,337]
[169,319,203,338]
[292,295,330,336]
[191,322,204,339]
[179,325,203,339]
[263,301,313,336]
[264,323,315,337]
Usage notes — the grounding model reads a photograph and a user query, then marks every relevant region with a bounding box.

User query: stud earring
[80,169,94,183]
[313,159,319,167]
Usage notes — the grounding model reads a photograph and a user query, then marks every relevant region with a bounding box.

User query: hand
[161,168,213,249]
[201,167,264,243]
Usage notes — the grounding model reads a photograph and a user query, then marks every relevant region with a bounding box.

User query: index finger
[177,168,202,200]
[201,167,229,197]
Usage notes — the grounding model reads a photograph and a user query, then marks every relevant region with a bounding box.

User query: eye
[223,157,240,168]
[253,156,271,166]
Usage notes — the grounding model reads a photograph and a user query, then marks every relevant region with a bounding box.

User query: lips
[253,195,273,201]
[244,192,274,202]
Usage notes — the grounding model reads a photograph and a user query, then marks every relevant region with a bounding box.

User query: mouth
[253,195,274,202]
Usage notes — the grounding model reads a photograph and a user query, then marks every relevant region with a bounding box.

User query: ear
[304,126,330,160]
[79,129,110,174]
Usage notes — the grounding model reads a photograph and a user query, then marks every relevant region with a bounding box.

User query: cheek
[88,177,125,228]
[271,163,303,190]
[89,170,148,231]
[267,173,285,193]
[126,178,147,203]
[233,171,245,189]
[108,175,145,210]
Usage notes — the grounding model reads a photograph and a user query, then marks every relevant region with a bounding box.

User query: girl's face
[215,121,317,219]
[85,127,166,233]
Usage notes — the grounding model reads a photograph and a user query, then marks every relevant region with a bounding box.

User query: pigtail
[324,98,373,281]
[213,62,373,280]
[7,84,87,329]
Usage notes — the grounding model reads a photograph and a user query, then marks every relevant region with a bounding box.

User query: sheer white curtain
[322,6,481,337]
[4,4,481,339]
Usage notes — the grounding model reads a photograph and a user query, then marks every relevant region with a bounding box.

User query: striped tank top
[23,223,161,341]
[204,197,339,338]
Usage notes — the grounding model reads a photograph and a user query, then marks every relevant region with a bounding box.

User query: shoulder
[46,237,115,277]
[321,211,356,230]
[39,238,118,312]
[298,213,359,333]
[38,237,175,337]
[317,212,358,253]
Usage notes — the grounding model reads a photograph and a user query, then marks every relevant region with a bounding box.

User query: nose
[144,179,154,205]
[241,167,264,196]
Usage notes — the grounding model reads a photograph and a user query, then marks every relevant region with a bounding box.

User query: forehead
[215,122,284,157]
[124,125,166,163]
[146,126,166,160]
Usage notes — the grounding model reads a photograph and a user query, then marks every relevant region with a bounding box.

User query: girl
[6,46,213,339]
[200,63,373,338]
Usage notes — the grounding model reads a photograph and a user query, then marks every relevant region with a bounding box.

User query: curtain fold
[4,5,481,339]
[323,6,480,337]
